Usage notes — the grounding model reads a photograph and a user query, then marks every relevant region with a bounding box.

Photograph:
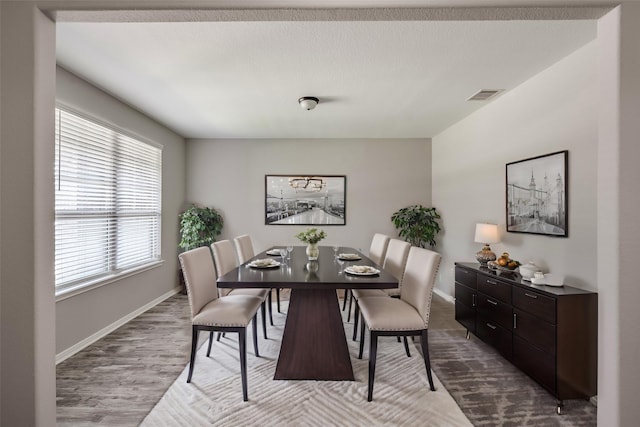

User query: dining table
[217,245,398,381]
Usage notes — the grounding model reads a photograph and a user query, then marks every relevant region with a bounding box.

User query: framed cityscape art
[506,150,568,237]
[265,175,346,225]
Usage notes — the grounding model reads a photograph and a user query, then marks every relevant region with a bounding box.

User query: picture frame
[506,150,568,237]
[265,175,346,225]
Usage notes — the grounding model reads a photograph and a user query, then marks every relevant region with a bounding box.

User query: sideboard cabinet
[454,262,597,414]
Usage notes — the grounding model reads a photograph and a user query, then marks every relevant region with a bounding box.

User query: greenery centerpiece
[391,205,441,248]
[295,228,327,260]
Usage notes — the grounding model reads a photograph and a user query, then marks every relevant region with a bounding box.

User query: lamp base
[476,245,496,266]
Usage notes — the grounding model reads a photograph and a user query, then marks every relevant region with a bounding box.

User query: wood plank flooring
[56,291,595,426]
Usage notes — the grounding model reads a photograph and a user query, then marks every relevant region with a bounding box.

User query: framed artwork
[265,175,346,225]
[506,150,568,237]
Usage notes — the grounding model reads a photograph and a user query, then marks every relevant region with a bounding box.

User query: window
[54,107,162,295]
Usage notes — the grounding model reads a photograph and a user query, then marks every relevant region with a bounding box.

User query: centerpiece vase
[306,243,319,261]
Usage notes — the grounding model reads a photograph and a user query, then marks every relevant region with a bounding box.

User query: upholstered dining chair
[351,238,411,341]
[344,233,391,320]
[212,240,270,340]
[357,246,441,401]
[234,234,279,320]
[178,246,263,401]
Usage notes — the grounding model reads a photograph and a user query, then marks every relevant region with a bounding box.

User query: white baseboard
[433,287,455,303]
[56,287,181,364]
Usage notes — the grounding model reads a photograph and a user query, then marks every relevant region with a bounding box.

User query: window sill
[55,260,165,302]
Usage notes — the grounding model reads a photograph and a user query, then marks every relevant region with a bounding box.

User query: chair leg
[252,314,260,358]
[268,291,274,326]
[367,332,379,402]
[207,331,214,357]
[403,336,412,357]
[347,291,353,322]
[239,328,248,401]
[342,289,349,311]
[420,329,435,391]
[276,288,281,313]
[216,332,222,342]
[187,326,199,383]
[261,301,268,339]
[358,317,366,359]
[352,301,360,341]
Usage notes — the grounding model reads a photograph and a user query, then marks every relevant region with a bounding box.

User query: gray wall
[432,41,598,296]
[55,67,186,354]
[186,138,431,255]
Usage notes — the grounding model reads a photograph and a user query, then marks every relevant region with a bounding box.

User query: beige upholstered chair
[234,234,279,318]
[351,239,411,340]
[212,240,270,339]
[344,233,391,319]
[178,246,263,401]
[357,246,442,401]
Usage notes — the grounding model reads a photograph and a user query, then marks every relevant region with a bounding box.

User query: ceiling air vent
[467,89,503,101]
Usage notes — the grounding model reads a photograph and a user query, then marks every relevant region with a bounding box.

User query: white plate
[339,253,362,261]
[248,259,281,268]
[345,265,380,276]
[266,249,283,256]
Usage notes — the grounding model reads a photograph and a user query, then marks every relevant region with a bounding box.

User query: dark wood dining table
[217,245,398,381]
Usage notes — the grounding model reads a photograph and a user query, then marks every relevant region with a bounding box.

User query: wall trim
[55,287,181,364]
[434,287,454,303]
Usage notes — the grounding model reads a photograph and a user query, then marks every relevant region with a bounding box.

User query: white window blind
[54,107,162,293]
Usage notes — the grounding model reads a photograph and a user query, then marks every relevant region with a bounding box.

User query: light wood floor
[56,291,459,425]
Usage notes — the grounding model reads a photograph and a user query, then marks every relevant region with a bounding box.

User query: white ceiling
[56,11,596,139]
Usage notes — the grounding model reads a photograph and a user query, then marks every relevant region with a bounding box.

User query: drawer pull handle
[524,292,538,299]
[486,280,497,285]
[487,299,498,306]
[472,294,476,307]
[486,323,497,330]
[513,313,517,329]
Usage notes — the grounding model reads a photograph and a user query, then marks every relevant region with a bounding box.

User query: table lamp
[474,223,500,266]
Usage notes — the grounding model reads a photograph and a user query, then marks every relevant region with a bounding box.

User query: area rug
[141,302,471,427]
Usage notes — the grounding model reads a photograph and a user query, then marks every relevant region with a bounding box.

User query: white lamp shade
[474,223,500,244]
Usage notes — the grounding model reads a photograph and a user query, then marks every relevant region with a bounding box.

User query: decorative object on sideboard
[519,260,541,280]
[506,150,568,237]
[474,223,500,265]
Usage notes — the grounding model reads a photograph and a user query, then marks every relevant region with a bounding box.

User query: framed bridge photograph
[265,175,346,225]
[506,150,568,237]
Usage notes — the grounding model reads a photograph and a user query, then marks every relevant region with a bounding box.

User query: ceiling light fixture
[298,96,319,110]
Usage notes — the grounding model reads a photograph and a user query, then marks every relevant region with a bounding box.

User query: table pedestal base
[274,288,354,380]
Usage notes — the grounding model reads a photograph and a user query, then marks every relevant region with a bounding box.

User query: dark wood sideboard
[454,262,597,414]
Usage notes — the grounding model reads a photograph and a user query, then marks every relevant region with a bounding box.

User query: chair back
[179,247,219,319]
[234,234,255,264]
[382,239,411,282]
[211,240,238,297]
[368,233,390,266]
[400,247,441,328]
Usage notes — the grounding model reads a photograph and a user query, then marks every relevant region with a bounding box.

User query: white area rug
[141,301,471,427]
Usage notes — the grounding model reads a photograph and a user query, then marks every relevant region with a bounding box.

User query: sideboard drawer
[514,308,556,354]
[513,287,556,324]
[513,335,556,394]
[477,315,512,360]
[477,276,511,303]
[455,267,476,288]
[477,293,512,330]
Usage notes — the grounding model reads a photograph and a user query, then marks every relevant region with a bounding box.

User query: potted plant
[178,205,224,293]
[391,205,441,248]
[179,205,224,251]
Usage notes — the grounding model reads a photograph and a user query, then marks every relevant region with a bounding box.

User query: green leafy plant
[391,205,441,248]
[295,228,327,244]
[179,205,224,251]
